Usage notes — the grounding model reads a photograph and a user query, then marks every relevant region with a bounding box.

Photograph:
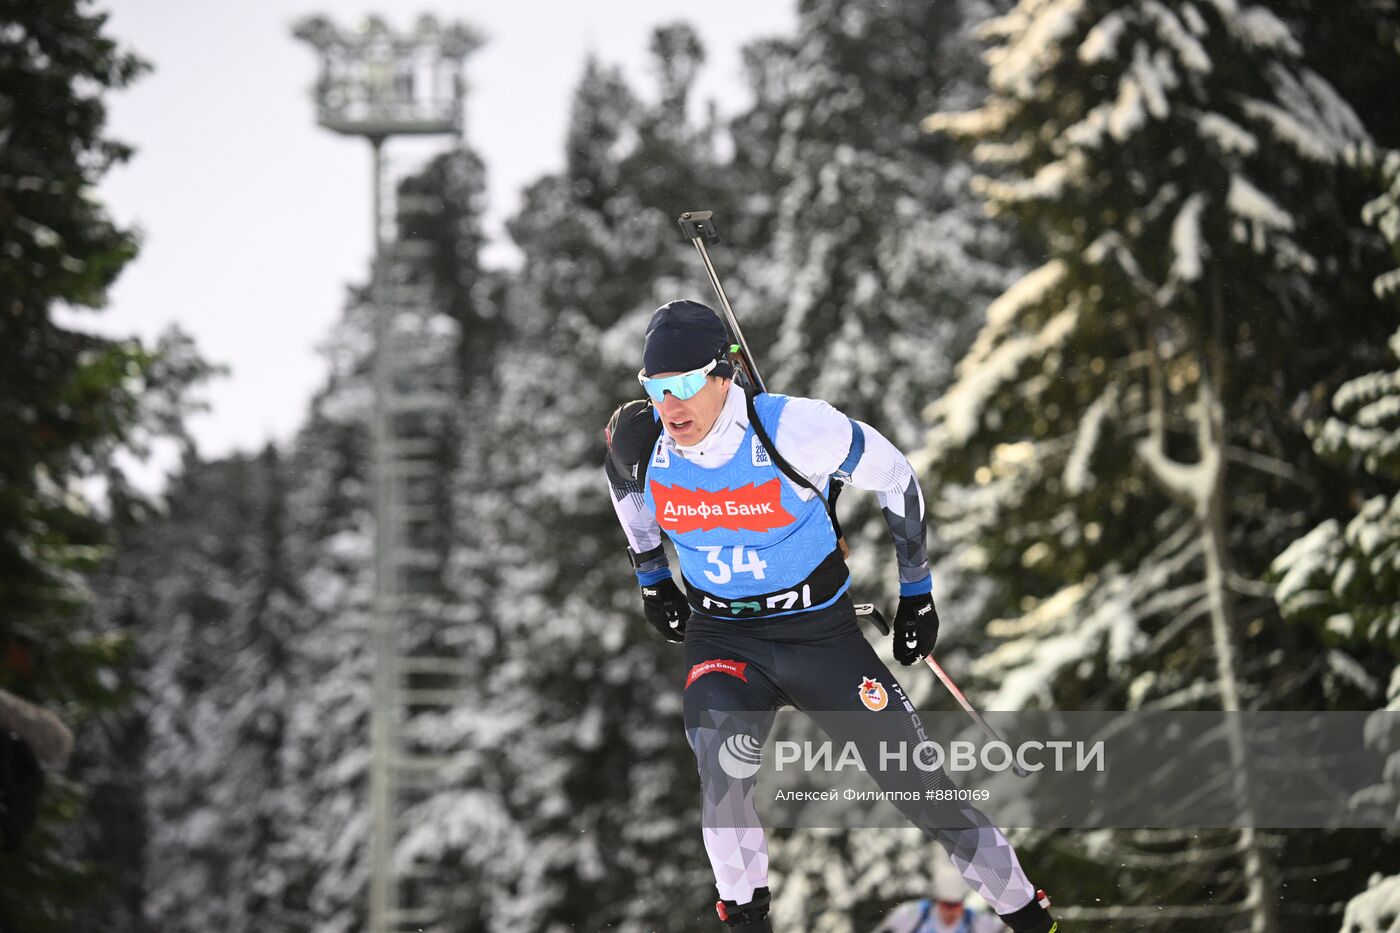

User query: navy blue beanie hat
[642,299,734,379]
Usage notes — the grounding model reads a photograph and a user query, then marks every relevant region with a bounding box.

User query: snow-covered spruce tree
[84,446,302,933]
[746,0,1018,448]
[1271,144,1400,929]
[0,3,213,928]
[70,379,298,933]
[111,292,382,933]
[187,446,303,932]
[922,1,1397,930]
[475,29,741,931]
[1272,149,1400,684]
[1270,1,1400,151]
[731,0,1025,595]
[275,285,393,933]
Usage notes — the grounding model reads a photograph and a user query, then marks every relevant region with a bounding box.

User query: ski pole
[677,210,766,392]
[855,605,1030,779]
[923,656,1029,777]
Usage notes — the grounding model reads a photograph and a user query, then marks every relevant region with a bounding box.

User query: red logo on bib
[651,479,795,534]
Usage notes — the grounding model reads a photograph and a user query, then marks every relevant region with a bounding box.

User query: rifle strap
[744,389,847,545]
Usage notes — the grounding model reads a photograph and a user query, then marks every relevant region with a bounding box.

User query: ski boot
[715,886,772,931]
[999,889,1058,932]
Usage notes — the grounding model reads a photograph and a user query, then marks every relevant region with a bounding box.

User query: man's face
[935,901,965,925]
[654,374,729,446]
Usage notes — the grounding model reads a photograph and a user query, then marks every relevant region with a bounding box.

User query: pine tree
[274,292,380,933]
[115,451,298,933]
[1272,141,1400,929]
[213,446,302,927]
[1271,1,1400,150]
[0,3,212,928]
[741,0,1017,447]
[921,1,1399,929]
[1272,143,1400,667]
[79,221,417,933]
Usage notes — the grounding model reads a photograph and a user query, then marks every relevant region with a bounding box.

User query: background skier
[871,857,1005,933]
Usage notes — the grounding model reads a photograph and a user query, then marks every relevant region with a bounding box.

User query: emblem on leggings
[858,676,888,712]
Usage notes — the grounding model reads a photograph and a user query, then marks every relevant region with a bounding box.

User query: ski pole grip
[678,210,720,244]
[853,603,891,636]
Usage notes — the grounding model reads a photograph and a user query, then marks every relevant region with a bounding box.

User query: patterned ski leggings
[681,594,1037,915]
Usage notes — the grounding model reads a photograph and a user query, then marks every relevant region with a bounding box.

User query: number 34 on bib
[696,545,768,585]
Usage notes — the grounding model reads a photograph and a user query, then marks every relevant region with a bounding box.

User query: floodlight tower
[294,14,480,933]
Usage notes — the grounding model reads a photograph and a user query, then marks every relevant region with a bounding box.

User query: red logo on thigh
[686,659,749,689]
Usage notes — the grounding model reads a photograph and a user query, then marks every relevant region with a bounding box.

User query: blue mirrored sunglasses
[637,358,719,403]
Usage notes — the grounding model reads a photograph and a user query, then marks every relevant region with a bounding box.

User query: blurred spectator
[871,866,1004,933]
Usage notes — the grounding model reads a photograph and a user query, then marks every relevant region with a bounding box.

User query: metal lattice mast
[294,15,480,933]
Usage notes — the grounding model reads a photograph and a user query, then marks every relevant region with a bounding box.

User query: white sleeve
[847,420,926,519]
[604,466,669,575]
[771,397,853,495]
[772,398,931,587]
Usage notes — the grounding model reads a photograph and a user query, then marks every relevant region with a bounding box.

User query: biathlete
[604,300,1058,933]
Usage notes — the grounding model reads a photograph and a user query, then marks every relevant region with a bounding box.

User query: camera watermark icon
[718,733,764,779]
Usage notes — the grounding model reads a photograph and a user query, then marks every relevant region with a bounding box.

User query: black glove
[641,577,690,643]
[893,593,939,665]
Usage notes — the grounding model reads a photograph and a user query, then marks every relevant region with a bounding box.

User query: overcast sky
[70,0,795,486]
